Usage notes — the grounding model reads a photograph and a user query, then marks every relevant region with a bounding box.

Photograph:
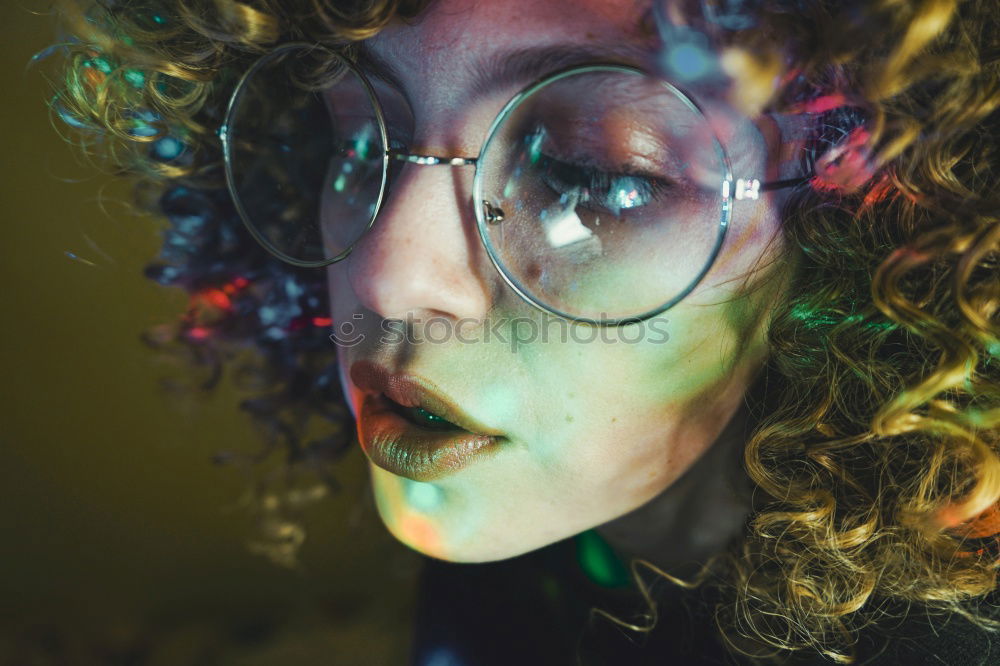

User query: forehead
[366,0,658,91]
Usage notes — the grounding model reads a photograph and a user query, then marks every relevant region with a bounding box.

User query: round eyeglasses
[221,43,806,326]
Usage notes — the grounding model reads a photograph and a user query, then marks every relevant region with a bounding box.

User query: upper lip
[349,359,503,437]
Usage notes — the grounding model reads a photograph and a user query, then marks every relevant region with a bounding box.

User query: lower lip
[357,393,500,481]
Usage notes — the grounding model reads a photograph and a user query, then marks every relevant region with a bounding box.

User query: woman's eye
[538,156,670,216]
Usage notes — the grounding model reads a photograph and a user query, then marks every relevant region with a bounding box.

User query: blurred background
[1,4,420,664]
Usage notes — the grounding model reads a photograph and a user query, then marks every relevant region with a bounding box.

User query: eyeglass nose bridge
[387,148,505,225]
[389,149,477,167]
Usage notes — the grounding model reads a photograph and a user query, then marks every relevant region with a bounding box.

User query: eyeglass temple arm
[761,176,812,191]
[730,174,813,200]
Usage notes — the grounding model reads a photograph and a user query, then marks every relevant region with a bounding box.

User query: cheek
[571,405,707,504]
[526,301,770,493]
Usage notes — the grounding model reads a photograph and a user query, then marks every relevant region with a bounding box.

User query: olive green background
[1,4,419,664]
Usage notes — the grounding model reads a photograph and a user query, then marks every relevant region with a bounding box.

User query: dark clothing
[410,536,1000,665]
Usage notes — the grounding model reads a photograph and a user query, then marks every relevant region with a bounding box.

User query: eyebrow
[353,42,655,99]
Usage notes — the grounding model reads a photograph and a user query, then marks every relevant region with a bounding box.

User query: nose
[341,159,496,323]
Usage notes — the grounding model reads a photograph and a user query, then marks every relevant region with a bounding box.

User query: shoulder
[409,548,1000,666]
[852,600,1000,666]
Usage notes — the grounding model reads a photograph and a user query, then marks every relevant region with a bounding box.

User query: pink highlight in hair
[861,175,893,208]
[789,93,849,114]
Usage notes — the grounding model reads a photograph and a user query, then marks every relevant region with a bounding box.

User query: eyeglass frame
[220,41,810,327]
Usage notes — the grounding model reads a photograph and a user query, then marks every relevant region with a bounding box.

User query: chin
[369,465,450,560]
[367,463,612,563]
[374,501,510,563]
[369,476,533,563]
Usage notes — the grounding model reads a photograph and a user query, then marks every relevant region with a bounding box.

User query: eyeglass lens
[475,68,728,321]
[225,47,386,265]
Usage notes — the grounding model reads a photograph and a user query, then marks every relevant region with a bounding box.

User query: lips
[349,360,503,481]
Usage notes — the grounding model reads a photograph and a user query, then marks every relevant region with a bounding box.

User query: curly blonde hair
[47,0,1000,662]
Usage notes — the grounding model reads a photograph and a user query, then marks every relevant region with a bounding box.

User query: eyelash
[537,154,673,216]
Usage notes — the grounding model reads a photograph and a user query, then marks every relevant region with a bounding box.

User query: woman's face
[327,0,792,562]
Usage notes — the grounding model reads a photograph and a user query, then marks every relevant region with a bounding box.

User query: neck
[595,402,754,578]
